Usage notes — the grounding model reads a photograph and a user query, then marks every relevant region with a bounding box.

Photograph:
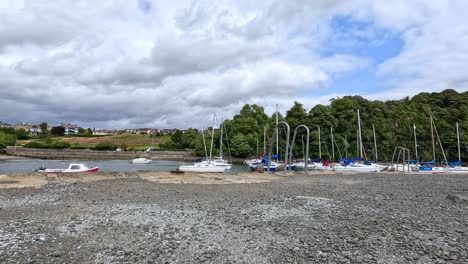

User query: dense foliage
[0,132,16,149]
[93,142,118,151]
[23,141,71,149]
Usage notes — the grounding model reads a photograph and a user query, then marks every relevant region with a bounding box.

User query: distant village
[0,121,179,136]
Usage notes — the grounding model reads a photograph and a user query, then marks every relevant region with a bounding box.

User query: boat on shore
[35,163,99,173]
[198,157,232,169]
[178,162,226,173]
[178,114,226,173]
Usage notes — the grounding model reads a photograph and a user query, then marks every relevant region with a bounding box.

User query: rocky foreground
[0,172,467,263]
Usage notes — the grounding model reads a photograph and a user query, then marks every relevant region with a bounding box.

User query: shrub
[94,142,118,151]
[49,141,70,149]
[158,141,178,150]
[23,141,48,148]
[0,132,16,148]
[70,143,88,149]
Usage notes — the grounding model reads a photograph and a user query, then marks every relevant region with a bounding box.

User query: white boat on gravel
[129,158,152,164]
[35,163,99,173]
[178,162,226,173]
[333,163,382,172]
[198,158,232,169]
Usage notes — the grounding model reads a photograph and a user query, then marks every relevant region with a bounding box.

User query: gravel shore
[0,172,467,263]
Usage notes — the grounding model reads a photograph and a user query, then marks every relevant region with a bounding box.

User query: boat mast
[330,127,335,160]
[431,115,436,161]
[263,126,266,155]
[318,127,322,159]
[372,124,378,162]
[209,114,216,163]
[201,130,208,159]
[413,124,418,161]
[456,122,461,162]
[275,104,279,160]
[357,109,363,158]
[219,121,224,158]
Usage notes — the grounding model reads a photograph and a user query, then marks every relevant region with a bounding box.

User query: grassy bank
[17,134,171,151]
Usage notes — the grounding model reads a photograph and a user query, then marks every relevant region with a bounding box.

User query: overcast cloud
[0,0,467,129]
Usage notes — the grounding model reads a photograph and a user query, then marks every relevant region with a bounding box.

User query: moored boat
[178,162,226,173]
[129,158,152,164]
[36,163,99,173]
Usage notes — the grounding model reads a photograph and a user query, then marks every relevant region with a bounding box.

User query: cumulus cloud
[0,0,466,129]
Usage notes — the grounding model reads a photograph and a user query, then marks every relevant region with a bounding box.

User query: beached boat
[294,159,316,170]
[36,163,99,173]
[178,114,226,173]
[178,162,226,173]
[333,162,382,172]
[198,157,232,169]
[129,158,152,164]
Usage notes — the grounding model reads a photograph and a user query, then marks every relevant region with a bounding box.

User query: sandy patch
[0,174,48,188]
[0,170,287,188]
[139,171,283,184]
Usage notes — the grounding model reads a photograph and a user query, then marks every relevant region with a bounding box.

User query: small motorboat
[35,163,99,173]
[129,158,152,164]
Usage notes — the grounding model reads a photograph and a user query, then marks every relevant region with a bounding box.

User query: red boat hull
[87,167,99,172]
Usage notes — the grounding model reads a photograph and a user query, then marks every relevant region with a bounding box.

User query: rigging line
[378,144,389,162]
[432,117,448,164]
[334,138,343,159]
[364,133,376,159]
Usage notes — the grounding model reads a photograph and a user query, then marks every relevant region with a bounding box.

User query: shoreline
[0,154,30,161]
[4,146,198,161]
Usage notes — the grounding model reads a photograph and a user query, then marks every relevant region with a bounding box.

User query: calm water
[0,159,249,174]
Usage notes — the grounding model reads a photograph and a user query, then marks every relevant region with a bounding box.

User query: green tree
[230,134,254,158]
[15,129,29,140]
[51,126,66,136]
[39,122,48,137]
[171,130,184,148]
[0,132,16,148]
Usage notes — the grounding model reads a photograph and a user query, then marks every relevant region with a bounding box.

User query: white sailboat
[447,122,468,174]
[333,110,382,172]
[418,115,450,173]
[179,116,226,173]
[311,126,334,171]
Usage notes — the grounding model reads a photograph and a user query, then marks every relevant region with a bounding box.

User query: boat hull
[130,158,152,164]
[333,164,382,172]
[38,167,99,173]
[178,164,225,173]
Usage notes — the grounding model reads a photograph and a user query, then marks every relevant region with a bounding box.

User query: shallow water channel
[0,159,249,174]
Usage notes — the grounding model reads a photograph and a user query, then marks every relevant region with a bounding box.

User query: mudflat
[0,172,467,263]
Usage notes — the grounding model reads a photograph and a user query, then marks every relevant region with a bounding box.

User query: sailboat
[198,121,232,169]
[333,110,382,172]
[417,115,451,173]
[312,126,334,171]
[447,122,468,174]
[179,116,226,173]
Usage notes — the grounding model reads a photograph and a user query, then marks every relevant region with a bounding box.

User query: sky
[0,0,467,129]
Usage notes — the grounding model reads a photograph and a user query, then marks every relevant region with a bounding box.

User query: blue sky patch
[314,15,404,97]
[138,0,152,13]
